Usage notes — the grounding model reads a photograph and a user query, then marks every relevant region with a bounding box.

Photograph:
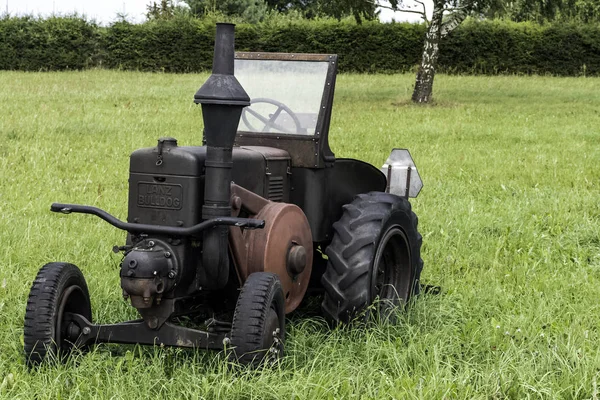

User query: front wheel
[229,272,285,367]
[23,262,92,367]
[321,192,423,323]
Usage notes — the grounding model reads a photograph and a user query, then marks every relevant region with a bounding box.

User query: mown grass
[1,70,599,399]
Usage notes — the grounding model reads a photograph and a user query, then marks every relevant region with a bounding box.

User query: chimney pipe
[211,24,234,76]
[194,23,250,289]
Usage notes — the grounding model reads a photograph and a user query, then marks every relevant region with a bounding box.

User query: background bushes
[0,16,99,70]
[100,19,426,73]
[440,19,600,75]
[1,15,599,75]
[103,19,214,71]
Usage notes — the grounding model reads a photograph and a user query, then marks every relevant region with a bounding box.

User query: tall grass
[0,71,599,398]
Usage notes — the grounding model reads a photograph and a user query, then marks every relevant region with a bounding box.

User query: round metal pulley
[246,202,313,313]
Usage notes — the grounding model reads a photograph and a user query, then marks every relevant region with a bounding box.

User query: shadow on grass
[390,99,463,108]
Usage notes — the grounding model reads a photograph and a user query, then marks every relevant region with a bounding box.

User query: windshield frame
[234,52,337,168]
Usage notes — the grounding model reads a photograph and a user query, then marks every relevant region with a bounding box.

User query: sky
[3,0,433,25]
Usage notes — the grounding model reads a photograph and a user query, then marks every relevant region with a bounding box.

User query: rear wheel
[229,272,285,366]
[321,192,423,323]
[23,262,92,367]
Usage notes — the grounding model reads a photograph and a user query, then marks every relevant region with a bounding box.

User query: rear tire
[229,272,285,367]
[23,262,92,367]
[321,192,423,323]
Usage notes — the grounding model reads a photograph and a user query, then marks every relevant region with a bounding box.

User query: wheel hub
[372,226,412,317]
[56,285,89,352]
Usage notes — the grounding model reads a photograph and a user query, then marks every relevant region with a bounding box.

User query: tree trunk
[412,4,444,104]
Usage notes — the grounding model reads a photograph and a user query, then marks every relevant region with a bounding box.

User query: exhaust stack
[194,23,250,288]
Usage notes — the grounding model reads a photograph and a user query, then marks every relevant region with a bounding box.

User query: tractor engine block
[120,238,178,308]
[125,137,291,300]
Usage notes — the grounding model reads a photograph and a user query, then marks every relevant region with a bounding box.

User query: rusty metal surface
[229,184,271,281]
[235,135,320,168]
[121,277,166,309]
[229,183,313,312]
[239,146,291,161]
[236,52,334,62]
[231,183,270,215]
[246,202,313,313]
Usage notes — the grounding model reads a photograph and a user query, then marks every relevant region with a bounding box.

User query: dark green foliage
[236,0,378,22]
[1,15,599,75]
[248,21,426,72]
[79,17,426,73]
[317,0,378,23]
[266,0,313,13]
[183,0,269,22]
[440,19,600,75]
[102,18,214,72]
[183,0,376,22]
[0,16,99,71]
[486,0,600,23]
[146,0,177,20]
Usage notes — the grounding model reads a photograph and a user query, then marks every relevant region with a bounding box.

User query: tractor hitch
[50,203,265,236]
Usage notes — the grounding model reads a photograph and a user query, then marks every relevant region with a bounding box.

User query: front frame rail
[66,313,227,350]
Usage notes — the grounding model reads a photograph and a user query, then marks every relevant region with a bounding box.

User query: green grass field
[1,70,599,399]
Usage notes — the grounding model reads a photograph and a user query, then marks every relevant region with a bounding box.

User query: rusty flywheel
[245,202,313,313]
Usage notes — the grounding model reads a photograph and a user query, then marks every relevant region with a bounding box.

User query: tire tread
[229,272,285,367]
[321,192,423,323]
[23,262,90,367]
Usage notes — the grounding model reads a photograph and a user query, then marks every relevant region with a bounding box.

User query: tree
[263,0,377,21]
[389,0,598,103]
[182,0,269,22]
[576,0,600,23]
[319,0,379,22]
[265,0,315,13]
[146,0,177,20]
[366,0,493,103]
[485,0,600,23]
[183,0,376,22]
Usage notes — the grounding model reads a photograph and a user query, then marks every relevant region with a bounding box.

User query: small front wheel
[23,262,92,367]
[229,272,285,367]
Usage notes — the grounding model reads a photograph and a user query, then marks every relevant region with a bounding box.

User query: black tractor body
[24,23,425,367]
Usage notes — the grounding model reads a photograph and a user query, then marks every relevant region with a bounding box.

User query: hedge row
[441,20,600,75]
[0,16,100,70]
[102,18,427,73]
[1,16,600,75]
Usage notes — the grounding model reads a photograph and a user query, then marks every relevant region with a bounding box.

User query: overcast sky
[3,0,432,25]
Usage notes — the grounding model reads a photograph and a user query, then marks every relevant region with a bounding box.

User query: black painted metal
[289,159,387,242]
[51,203,264,235]
[67,313,225,350]
[127,145,290,228]
[194,23,250,289]
[194,25,250,107]
[41,25,406,358]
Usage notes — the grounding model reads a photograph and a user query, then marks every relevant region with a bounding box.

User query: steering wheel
[241,98,304,134]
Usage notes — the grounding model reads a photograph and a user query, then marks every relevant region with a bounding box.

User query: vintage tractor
[23,23,424,367]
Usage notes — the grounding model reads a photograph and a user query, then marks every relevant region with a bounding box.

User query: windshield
[235,59,329,136]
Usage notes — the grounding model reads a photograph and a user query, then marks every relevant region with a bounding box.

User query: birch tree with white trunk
[369,0,489,103]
